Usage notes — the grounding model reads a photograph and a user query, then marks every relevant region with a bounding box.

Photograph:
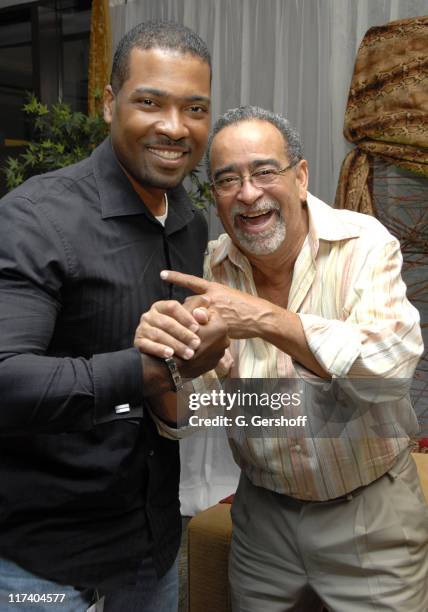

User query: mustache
[231,200,281,218]
[144,137,191,149]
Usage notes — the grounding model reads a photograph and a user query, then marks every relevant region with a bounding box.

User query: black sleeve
[0,193,143,434]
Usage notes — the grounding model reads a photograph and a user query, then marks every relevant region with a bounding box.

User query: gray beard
[232,202,286,255]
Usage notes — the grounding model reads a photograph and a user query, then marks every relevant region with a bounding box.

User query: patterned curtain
[335,15,428,215]
[88,0,112,116]
[335,15,428,450]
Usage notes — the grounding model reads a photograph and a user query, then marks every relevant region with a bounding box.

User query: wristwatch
[164,357,184,392]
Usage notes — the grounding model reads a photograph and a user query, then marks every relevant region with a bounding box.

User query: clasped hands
[134,270,271,378]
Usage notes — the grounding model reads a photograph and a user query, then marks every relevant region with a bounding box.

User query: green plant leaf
[2,96,109,190]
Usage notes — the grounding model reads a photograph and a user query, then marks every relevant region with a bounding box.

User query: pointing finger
[160,270,210,294]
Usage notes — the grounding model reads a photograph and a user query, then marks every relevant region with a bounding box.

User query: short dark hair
[205,106,303,181]
[111,21,211,93]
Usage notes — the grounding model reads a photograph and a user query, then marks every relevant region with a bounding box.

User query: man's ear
[295,159,309,202]
[103,85,115,125]
[210,185,219,216]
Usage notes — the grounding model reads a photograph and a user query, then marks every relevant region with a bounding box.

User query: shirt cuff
[92,347,143,424]
[149,374,222,440]
[148,408,193,440]
[298,313,361,377]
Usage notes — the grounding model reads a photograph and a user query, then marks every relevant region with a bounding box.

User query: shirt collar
[210,192,361,271]
[305,192,361,260]
[306,192,361,241]
[211,235,254,276]
[91,138,195,232]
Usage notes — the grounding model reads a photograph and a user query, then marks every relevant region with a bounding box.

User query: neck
[249,241,301,288]
[121,165,166,217]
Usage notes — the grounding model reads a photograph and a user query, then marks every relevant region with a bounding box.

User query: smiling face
[104,47,211,197]
[210,120,308,259]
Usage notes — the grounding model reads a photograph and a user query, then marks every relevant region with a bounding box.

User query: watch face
[165,357,183,391]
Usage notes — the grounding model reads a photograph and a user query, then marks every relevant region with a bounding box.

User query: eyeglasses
[211,160,300,197]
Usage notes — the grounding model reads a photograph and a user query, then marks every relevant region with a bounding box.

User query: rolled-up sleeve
[299,239,423,380]
[148,373,223,440]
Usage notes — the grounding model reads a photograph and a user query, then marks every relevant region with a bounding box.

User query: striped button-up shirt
[203,193,423,500]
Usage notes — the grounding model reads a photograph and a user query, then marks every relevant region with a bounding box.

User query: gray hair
[205,106,303,181]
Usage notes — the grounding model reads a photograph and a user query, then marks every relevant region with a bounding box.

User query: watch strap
[164,357,183,391]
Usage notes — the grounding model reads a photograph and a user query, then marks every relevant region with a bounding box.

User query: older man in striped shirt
[136,106,427,612]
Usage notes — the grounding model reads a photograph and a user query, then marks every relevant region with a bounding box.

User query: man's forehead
[211,120,285,166]
[127,46,210,77]
[118,47,211,100]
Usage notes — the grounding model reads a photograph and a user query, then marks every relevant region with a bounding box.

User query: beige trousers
[229,450,428,612]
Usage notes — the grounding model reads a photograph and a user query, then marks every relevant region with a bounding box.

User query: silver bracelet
[164,357,183,392]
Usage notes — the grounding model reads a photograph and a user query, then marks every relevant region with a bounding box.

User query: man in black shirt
[0,21,228,612]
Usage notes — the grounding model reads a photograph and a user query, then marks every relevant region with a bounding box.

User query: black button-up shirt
[0,138,207,588]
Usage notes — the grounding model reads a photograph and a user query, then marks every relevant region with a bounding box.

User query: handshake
[133,269,327,394]
[134,270,234,382]
[134,267,274,382]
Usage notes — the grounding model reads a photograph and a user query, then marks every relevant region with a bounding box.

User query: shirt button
[294,444,302,453]
[148,450,155,457]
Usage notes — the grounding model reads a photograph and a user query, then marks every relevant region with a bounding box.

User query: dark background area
[0,0,91,195]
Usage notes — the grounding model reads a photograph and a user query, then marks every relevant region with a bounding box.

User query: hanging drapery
[88,0,112,116]
[335,15,428,215]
